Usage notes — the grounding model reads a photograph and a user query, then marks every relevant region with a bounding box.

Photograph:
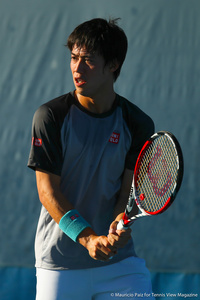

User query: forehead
[71,44,105,64]
[71,44,93,56]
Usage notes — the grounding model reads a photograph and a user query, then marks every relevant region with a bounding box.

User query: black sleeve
[120,97,155,171]
[27,104,63,175]
[125,115,155,170]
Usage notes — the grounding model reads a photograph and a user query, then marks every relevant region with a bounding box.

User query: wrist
[77,227,97,248]
[59,209,91,242]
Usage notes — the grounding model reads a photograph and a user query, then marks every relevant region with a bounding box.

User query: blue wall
[1,0,199,298]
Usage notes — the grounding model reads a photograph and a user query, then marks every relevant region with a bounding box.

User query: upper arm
[28,105,63,175]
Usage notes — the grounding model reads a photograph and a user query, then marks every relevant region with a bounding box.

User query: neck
[75,89,116,114]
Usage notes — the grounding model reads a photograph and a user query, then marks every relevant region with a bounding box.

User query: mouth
[75,78,86,87]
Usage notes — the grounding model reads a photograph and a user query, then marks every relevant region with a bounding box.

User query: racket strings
[135,135,179,213]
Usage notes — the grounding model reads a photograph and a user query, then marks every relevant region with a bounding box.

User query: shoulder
[33,92,75,127]
[116,94,154,132]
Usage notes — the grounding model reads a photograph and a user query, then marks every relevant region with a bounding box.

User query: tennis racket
[117,131,184,230]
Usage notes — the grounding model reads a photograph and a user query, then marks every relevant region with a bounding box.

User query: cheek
[90,66,104,79]
[70,62,74,72]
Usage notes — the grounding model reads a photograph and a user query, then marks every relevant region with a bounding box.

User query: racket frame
[117,131,184,230]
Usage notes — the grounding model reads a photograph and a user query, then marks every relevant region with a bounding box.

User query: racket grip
[109,220,128,260]
[117,219,129,230]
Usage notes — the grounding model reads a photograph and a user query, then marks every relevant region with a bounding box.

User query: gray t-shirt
[28,92,154,270]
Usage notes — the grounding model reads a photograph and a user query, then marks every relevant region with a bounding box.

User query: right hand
[87,235,118,261]
[78,228,117,261]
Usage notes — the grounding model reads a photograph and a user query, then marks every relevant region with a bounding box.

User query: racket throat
[122,212,129,225]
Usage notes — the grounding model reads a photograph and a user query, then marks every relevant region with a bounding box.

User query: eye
[85,58,94,65]
[71,55,78,62]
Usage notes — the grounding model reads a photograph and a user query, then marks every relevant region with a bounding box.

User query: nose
[74,58,84,73]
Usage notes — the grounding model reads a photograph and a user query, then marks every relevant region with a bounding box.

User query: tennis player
[28,18,155,300]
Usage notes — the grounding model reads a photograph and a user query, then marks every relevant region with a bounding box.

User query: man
[28,18,155,300]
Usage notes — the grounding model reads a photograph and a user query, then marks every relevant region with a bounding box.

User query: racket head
[133,131,184,215]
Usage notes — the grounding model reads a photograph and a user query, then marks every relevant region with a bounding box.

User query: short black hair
[66,18,128,81]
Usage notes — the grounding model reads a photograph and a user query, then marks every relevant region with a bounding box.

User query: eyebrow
[71,52,94,59]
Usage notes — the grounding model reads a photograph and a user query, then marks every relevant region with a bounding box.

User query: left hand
[107,220,132,249]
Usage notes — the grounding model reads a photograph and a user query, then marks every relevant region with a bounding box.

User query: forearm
[36,170,74,224]
[113,169,138,221]
[107,169,136,248]
[114,202,139,222]
[36,169,116,260]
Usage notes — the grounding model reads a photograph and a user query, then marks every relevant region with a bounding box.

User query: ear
[109,60,120,72]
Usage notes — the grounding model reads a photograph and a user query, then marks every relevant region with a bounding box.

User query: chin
[76,89,91,98]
